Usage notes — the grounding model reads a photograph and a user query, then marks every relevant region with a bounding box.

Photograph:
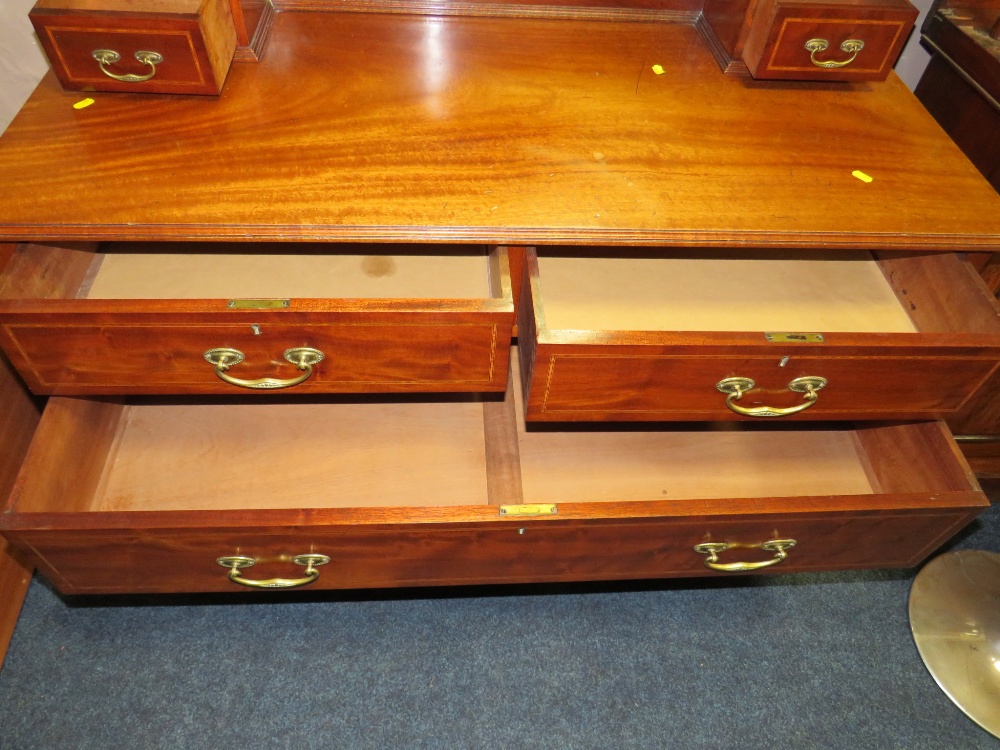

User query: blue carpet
[0,502,997,750]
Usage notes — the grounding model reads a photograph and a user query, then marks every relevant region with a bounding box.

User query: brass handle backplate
[204,347,325,390]
[217,554,331,589]
[92,49,164,82]
[804,38,864,69]
[716,376,827,417]
[693,539,797,572]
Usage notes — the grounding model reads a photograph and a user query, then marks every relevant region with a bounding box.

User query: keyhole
[251,324,261,335]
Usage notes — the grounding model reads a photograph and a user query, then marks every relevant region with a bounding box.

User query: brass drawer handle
[715,376,827,417]
[204,347,325,390]
[693,539,797,572]
[217,554,331,589]
[804,38,864,69]
[92,49,164,83]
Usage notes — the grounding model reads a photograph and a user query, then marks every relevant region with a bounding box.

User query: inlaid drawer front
[518,249,1000,422]
[0,243,514,394]
[29,0,238,95]
[741,0,918,81]
[6,506,982,594]
[0,370,986,594]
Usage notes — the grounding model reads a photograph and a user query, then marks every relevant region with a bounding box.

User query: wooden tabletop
[1,9,999,249]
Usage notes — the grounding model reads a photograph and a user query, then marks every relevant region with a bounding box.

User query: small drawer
[0,243,514,395]
[518,248,1000,422]
[741,0,918,81]
[29,0,237,95]
[0,354,986,594]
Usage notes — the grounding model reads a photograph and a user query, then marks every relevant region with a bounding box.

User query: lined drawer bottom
[0,357,986,594]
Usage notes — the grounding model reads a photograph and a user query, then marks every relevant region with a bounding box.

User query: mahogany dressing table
[0,1,999,594]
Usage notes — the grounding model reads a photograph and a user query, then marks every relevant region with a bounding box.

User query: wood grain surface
[1,11,999,247]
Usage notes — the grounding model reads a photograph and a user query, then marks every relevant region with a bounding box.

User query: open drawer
[518,248,1000,422]
[0,353,986,595]
[0,242,513,395]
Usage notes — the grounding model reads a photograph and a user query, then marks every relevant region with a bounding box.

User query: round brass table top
[909,550,1000,739]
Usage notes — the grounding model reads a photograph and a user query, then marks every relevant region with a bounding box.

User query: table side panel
[0,246,43,665]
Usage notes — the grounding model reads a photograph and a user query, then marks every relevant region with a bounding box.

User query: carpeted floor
[0,500,997,750]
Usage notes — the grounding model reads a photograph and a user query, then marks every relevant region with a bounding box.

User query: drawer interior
[7,351,977,517]
[15,396,492,513]
[0,242,503,301]
[532,249,1000,335]
[98,399,491,511]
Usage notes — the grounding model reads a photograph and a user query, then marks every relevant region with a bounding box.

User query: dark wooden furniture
[917,0,1000,193]
[914,0,1000,474]
[1,6,999,595]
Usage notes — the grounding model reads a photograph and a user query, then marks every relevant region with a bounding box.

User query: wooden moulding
[230,0,276,61]
[697,0,756,75]
[273,0,701,22]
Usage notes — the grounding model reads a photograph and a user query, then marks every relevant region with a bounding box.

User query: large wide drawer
[0,243,514,395]
[0,354,986,594]
[518,248,1000,422]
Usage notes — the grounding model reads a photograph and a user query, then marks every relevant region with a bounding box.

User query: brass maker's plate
[228,299,291,309]
[765,332,825,343]
[499,504,558,517]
